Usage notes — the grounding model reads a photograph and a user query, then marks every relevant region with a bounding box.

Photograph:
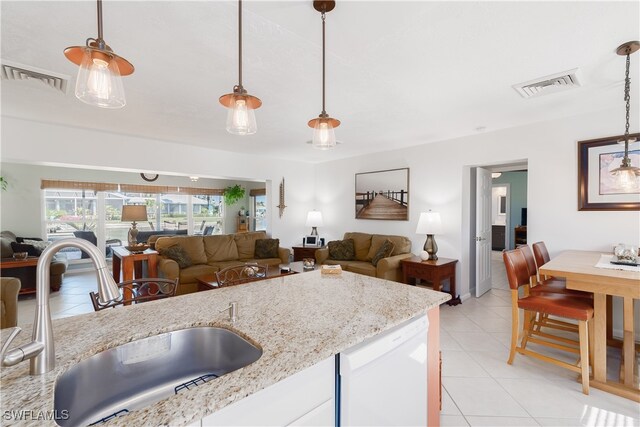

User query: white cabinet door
[202,356,335,426]
[288,399,334,427]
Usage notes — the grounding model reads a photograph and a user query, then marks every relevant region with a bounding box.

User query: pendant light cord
[624,53,630,154]
[238,0,243,88]
[321,11,326,115]
[97,0,104,41]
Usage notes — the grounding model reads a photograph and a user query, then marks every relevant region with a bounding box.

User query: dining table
[539,250,640,402]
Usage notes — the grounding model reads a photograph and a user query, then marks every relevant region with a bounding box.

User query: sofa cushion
[159,245,193,269]
[22,239,50,255]
[155,236,207,265]
[372,239,395,266]
[328,239,356,261]
[343,232,373,261]
[346,262,377,277]
[0,231,17,242]
[234,231,267,260]
[204,235,238,262]
[255,238,279,259]
[178,264,219,285]
[1,238,14,258]
[367,234,412,260]
[10,242,40,257]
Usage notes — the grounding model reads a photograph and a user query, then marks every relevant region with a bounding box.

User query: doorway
[469,162,528,297]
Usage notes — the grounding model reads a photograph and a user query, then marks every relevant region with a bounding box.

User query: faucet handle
[1,327,21,366]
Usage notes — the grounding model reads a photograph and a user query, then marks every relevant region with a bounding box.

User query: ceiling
[1,1,639,164]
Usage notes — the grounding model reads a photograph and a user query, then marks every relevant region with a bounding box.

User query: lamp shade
[305,211,324,227]
[416,211,442,235]
[121,205,148,222]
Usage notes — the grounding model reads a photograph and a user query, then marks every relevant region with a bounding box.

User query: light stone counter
[0,270,450,426]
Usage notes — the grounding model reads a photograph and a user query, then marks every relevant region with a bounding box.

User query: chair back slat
[90,278,179,311]
[503,249,531,290]
[532,242,551,268]
[215,264,267,288]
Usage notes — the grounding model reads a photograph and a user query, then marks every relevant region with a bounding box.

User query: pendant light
[610,41,640,191]
[308,1,340,150]
[220,0,261,135]
[64,0,134,109]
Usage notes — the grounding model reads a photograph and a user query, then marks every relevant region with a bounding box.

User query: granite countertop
[0,271,450,426]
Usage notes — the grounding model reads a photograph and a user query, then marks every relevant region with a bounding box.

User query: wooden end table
[292,246,323,262]
[0,257,40,295]
[401,256,461,306]
[112,247,159,304]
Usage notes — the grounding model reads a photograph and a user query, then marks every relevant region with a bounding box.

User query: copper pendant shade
[610,40,640,190]
[219,0,261,135]
[64,42,134,77]
[64,0,133,108]
[308,0,340,150]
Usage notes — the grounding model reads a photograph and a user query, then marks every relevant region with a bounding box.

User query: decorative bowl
[125,244,149,253]
[302,258,316,270]
[12,252,28,260]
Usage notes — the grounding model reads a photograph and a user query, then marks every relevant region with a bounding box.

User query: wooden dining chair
[532,241,554,280]
[89,278,179,311]
[503,248,593,394]
[215,264,267,288]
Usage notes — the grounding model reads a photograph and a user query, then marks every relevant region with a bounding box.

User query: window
[252,194,267,231]
[45,189,97,260]
[192,194,224,235]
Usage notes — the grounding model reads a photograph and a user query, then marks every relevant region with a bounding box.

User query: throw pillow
[22,239,50,255]
[1,237,14,258]
[328,239,356,261]
[371,239,395,267]
[10,242,40,257]
[160,245,193,269]
[254,238,280,259]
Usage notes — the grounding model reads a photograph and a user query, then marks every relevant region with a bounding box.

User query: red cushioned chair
[503,248,593,394]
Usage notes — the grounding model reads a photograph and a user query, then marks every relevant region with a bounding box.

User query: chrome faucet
[1,238,120,375]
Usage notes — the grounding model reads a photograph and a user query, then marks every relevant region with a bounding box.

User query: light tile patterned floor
[15,259,640,426]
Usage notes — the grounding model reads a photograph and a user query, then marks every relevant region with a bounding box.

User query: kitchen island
[0,270,450,426]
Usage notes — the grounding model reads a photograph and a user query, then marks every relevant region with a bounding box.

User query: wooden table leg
[447,272,461,306]
[112,254,121,282]
[122,258,134,305]
[593,293,607,383]
[148,254,158,277]
[623,297,635,387]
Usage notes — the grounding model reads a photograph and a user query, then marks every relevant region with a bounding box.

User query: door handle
[475,237,486,242]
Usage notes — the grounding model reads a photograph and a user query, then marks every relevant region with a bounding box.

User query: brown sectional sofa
[315,232,413,282]
[155,231,290,295]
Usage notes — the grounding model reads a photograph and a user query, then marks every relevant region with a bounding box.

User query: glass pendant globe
[226,97,257,135]
[75,49,126,109]
[312,120,336,150]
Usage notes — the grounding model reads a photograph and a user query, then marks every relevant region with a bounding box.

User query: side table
[401,256,461,306]
[112,247,159,304]
[292,246,323,262]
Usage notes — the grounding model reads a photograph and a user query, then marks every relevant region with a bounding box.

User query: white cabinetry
[201,356,335,426]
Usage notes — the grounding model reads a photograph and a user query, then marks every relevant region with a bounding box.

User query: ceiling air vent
[512,68,582,99]
[1,60,70,94]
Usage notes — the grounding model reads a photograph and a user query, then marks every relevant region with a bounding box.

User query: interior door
[475,168,492,297]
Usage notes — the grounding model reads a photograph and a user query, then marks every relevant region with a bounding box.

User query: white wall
[315,107,640,338]
[0,117,317,248]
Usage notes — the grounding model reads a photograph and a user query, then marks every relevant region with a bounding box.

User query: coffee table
[196,261,317,291]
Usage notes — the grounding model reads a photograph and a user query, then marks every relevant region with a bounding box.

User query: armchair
[1,277,21,329]
[72,231,122,258]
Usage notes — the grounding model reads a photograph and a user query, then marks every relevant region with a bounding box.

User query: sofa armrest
[376,253,414,277]
[278,247,290,264]
[158,257,180,281]
[315,248,329,264]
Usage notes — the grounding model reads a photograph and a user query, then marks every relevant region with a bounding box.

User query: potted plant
[223,185,245,206]
[0,176,7,191]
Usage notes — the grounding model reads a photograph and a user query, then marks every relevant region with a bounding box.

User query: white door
[475,167,492,297]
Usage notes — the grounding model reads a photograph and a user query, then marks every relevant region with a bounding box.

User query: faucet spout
[1,238,121,375]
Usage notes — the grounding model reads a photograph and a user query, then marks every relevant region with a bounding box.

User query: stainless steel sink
[54,327,262,427]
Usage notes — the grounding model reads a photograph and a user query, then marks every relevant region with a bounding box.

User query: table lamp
[305,211,323,236]
[121,205,148,246]
[416,211,442,260]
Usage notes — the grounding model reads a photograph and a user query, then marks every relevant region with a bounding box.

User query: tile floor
[14,254,640,427]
